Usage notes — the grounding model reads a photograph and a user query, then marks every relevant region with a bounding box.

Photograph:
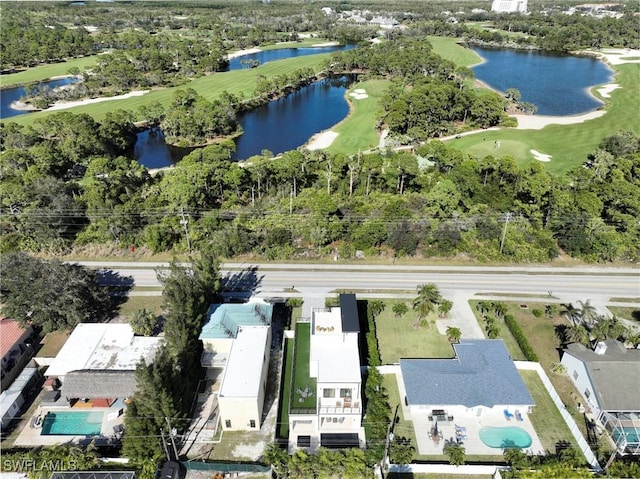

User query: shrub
[532,308,544,318]
[504,314,539,361]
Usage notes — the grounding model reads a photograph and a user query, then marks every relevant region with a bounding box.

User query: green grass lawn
[520,369,584,459]
[468,300,526,361]
[0,56,99,87]
[374,301,454,364]
[7,53,335,126]
[291,321,316,411]
[117,295,165,319]
[37,329,71,357]
[326,79,390,154]
[449,63,640,174]
[279,337,294,439]
[475,301,591,438]
[428,36,482,67]
[608,306,640,322]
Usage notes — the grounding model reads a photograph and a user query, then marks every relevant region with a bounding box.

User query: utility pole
[179,207,191,253]
[159,429,171,461]
[381,404,399,479]
[500,212,512,254]
[166,417,180,460]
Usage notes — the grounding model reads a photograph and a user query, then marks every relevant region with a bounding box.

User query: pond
[226,44,355,71]
[0,77,77,119]
[471,47,613,115]
[232,76,352,160]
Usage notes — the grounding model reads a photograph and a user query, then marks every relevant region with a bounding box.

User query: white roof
[219,326,269,398]
[46,323,163,377]
[310,330,361,384]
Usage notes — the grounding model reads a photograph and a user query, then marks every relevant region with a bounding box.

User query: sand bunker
[531,149,552,162]
[597,83,620,98]
[47,90,149,111]
[306,131,338,150]
[349,88,368,100]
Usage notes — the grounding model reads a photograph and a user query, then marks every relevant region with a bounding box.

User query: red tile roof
[0,318,29,359]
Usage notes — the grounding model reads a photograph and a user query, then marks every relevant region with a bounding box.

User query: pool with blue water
[479,426,532,448]
[40,411,103,436]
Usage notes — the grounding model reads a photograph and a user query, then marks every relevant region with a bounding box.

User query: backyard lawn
[520,370,584,459]
[374,300,454,364]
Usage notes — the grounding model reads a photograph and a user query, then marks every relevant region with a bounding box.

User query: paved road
[94,265,640,298]
[85,261,638,338]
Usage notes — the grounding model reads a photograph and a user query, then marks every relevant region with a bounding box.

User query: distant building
[288,294,365,452]
[491,0,528,13]
[199,300,273,431]
[1,361,41,430]
[561,339,640,455]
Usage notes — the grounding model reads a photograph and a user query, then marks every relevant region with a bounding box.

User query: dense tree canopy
[0,253,113,333]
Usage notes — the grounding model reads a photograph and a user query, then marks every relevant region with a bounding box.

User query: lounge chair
[515,410,524,421]
[455,424,467,432]
[504,409,513,421]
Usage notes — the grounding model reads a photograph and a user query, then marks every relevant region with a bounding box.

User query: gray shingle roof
[62,370,138,399]
[563,340,640,411]
[400,339,534,408]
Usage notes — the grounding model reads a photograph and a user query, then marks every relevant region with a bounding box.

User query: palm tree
[576,299,598,327]
[561,303,580,324]
[413,283,441,328]
[392,302,409,318]
[369,299,386,318]
[475,301,490,317]
[438,299,453,318]
[443,442,466,466]
[567,323,590,345]
[446,326,462,343]
[491,301,508,319]
[486,322,500,339]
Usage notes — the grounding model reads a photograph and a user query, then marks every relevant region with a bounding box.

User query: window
[584,389,591,399]
[225,420,231,428]
[250,420,256,428]
[573,370,578,380]
[340,388,352,398]
[323,388,335,398]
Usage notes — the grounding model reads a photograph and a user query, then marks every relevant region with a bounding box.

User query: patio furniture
[504,409,513,421]
[515,410,523,421]
[455,424,467,432]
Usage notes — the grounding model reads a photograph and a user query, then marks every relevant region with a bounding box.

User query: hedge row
[504,314,539,362]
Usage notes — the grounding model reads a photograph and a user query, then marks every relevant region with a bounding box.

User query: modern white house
[491,0,528,13]
[199,299,273,432]
[45,323,163,406]
[561,339,640,455]
[287,294,365,452]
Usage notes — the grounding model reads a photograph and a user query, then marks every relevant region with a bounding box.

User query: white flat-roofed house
[288,294,365,452]
[492,0,528,13]
[45,323,163,405]
[218,325,271,431]
[198,299,274,432]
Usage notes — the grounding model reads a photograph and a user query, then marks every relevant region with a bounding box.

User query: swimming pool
[479,426,532,448]
[41,411,104,436]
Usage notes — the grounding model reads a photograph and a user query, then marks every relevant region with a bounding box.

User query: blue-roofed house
[199,299,273,431]
[400,339,534,420]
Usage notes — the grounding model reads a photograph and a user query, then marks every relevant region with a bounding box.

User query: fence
[515,361,602,472]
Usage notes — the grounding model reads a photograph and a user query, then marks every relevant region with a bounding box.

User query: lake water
[471,47,613,115]
[0,77,77,119]
[134,128,173,168]
[227,44,355,71]
[233,76,351,160]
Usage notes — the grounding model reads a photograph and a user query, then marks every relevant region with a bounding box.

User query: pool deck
[13,403,125,447]
[409,406,545,456]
